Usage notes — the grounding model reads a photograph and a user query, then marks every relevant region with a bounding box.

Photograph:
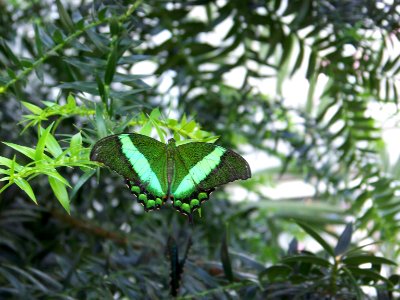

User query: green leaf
[55,0,75,33]
[104,41,119,85]
[3,142,36,160]
[282,255,332,267]
[0,156,14,168]
[342,255,397,266]
[35,124,53,162]
[140,120,152,136]
[0,39,21,67]
[346,267,392,285]
[334,223,353,256]
[66,94,76,108]
[34,23,44,56]
[42,168,70,187]
[39,126,63,158]
[14,178,37,204]
[259,265,292,283]
[52,29,64,44]
[220,226,234,282]
[295,221,335,257]
[95,105,107,138]
[306,50,317,80]
[70,169,96,200]
[70,132,82,157]
[48,176,70,214]
[22,101,43,115]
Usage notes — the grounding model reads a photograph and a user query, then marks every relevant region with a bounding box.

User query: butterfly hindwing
[90,133,168,210]
[171,142,251,216]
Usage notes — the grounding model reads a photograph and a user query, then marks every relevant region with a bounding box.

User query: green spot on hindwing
[181,203,190,214]
[198,192,208,200]
[156,198,163,206]
[190,199,199,208]
[130,185,140,194]
[147,199,156,209]
[174,200,182,208]
[138,193,147,204]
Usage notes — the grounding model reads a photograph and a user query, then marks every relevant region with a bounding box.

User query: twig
[50,208,131,246]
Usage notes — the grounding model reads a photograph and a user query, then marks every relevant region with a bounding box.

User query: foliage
[0,0,400,299]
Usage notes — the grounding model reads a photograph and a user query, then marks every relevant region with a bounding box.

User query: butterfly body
[90,133,251,218]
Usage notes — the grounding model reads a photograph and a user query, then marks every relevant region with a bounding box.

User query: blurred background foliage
[1,0,400,299]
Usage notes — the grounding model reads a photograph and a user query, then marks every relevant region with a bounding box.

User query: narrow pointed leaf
[48,176,70,213]
[3,143,36,160]
[55,0,75,33]
[14,178,37,204]
[35,124,53,162]
[104,42,119,85]
[334,223,353,256]
[39,126,62,158]
[296,221,335,256]
[221,227,234,282]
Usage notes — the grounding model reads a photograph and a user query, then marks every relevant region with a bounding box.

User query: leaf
[14,178,37,204]
[0,39,21,67]
[35,124,53,162]
[104,41,119,85]
[282,255,332,267]
[42,168,70,187]
[346,267,392,285]
[55,0,74,32]
[34,23,44,56]
[295,221,335,257]
[259,265,292,283]
[39,126,63,158]
[48,176,70,214]
[334,223,353,256]
[288,238,298,255]
[95,105,107,138]
[70,169,96,200]
[21,101,43,115]
[69,132,82,157]
[221,226,234,282]
[52,29,64,44]
[306,50,317,80]
[0,156,14,168]
[167,236,181,297]
[342,255,397,266]
[3,143,36,160]
[140,120,152,136]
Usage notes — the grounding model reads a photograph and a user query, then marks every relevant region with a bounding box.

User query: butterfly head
[167,138,176,147]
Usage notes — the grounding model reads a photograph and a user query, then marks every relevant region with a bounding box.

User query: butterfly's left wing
[171,142,251,216]
[90,133,168,211]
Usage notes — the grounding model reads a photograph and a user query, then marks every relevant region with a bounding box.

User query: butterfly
[90,133,251,220]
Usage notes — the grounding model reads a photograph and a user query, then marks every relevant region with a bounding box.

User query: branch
[50,208,137,247]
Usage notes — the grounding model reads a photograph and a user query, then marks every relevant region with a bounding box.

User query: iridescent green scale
[90,133,251,219]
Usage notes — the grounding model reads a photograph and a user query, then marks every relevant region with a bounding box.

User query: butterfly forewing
[90,133,169,210]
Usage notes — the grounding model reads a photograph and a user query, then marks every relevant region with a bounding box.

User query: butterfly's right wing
[171,142,251,216]
[90,133,168,210]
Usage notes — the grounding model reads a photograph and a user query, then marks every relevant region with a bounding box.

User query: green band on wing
[119,135,164,196]
[174,147,226,198]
